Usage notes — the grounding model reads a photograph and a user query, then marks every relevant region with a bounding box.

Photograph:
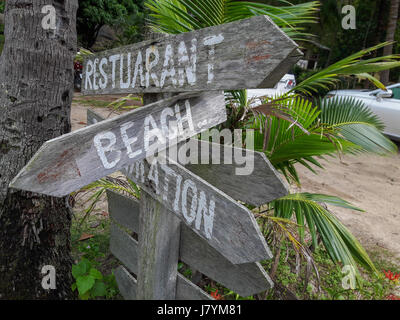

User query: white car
[247,74,296,106]
[327,83,400,141]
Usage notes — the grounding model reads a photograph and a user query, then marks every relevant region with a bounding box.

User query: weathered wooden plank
[110,222,139,275]
[180,224,273,297]
[10,92,226,197]
[114,265,212,300]
[90,110,288,206]
[123,157,271,265]
[114,266,137,300]
[107,190,140,232]
[110,219,212,300]
[183,139,288,206]
[87,108,106,125]
[176,274,213,301]
[136,192,181,300]
[82,15,300,95]
[108,190,272,297]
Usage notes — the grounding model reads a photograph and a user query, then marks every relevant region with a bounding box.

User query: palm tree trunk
[0,0,78,299]
[380,0,400,85]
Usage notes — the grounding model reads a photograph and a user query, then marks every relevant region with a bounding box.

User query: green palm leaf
[145,0,319,41]
[247,96,361,184]
[292,42,400,95]
[320,96,398,155]
[271,193,378,275]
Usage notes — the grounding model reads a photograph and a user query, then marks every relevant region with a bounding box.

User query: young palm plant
[237,92,397,277]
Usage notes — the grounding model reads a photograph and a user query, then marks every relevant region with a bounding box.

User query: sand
[295,152,400,259]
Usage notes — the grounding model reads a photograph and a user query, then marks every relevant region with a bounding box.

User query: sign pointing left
[9,92,227,197]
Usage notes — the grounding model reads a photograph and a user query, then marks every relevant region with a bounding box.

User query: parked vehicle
[327,83,400,141]
[247,73,296,106]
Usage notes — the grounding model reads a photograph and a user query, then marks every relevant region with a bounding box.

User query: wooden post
[136,192,181,299]
[136,84,181,299]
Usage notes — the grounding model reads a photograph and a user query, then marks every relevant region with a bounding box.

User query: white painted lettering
[99,58,108,89]
[160,44,177,88]
[109,54,120,89]
[94,132,121,169]
[145,46,160,88]
[203,34,224,84]
[120,53,131,89]
[85,59,94,90]
[120,121,141,159]
[181,179,198,224]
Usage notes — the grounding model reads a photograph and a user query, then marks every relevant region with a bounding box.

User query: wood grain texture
[180,224,273,297]
[184,139,289,206]
[91,109,288,206]
[114,266,137,300]
[108,190,273,297]
[110,222,139,275]
[176,275,213,300]
[114,266,212,300]
[87,108,106,125]
[82,15,300,95]
[124,157,271,264]
[9,92,226,197]
[107,190,140,232]
[136,192,181,299]
[110,217,212,300]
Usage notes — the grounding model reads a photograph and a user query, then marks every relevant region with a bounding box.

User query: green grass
[262,241,400,300]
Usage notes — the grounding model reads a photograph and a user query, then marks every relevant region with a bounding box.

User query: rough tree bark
[0,0,78,299]
[380,0,400,85]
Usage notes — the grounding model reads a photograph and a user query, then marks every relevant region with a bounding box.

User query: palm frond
[271,193,378,276]
[246,96,360,183]
[320,96,398,155]
[145,0,319,41]
[292,42,400,95]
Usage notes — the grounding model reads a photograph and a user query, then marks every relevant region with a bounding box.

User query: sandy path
[295,152,400,259]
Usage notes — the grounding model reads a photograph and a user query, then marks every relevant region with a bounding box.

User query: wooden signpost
[10,92,226,197]
[82,15,301,95]
[88,106,289,207]
[10,15,301,299]
[88,109,286,298]
[107,190,273,300]
[87,109,288,265]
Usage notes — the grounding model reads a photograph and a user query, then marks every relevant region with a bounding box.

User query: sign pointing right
[82,15,302,96]
[123,156,272,265]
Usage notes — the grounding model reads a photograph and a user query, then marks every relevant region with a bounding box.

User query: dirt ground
[295,152,400,260]
[70,96,400,261]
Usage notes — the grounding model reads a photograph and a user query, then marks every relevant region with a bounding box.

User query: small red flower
[383,270,400,283]
[210,289,223,300]
[387,294,400,300]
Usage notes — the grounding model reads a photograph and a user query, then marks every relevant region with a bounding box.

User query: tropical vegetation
[72,0,400,299]
[141,0,400,281]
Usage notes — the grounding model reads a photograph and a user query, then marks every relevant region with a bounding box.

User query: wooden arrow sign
[122,156,271,264]
[107,190,273,296]
[9,92,226,196]
[82,15,302,96]
[87,109,288,206]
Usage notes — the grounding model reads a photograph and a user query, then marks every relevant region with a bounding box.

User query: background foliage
[77,0,146,49]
